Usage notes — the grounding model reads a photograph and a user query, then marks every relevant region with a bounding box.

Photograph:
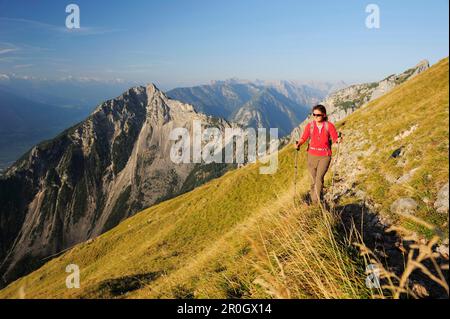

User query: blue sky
[0,0,448,89]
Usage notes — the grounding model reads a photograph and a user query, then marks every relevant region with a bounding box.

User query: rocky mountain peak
[88,83,200,128]
[414,60,430,75]
[146,83,160,96]
[416,59,430,68]
[145,83,171,124]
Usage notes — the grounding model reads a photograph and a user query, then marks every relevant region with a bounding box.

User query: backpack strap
[310,121,330,137]
[325,121,332,147]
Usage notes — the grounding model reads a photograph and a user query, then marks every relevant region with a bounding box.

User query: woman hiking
[295,104,341,205]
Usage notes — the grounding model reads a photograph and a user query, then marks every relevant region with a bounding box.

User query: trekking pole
[330,132,342,212]
[293,130,300,202]
[294,147,298,198]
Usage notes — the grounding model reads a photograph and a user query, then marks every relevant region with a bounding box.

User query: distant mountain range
[0,78,344,172]
[1,65,429,174]
[168,79,346,136]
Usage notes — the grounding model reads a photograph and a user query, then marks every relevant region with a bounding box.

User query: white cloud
[0,17,122,36]
[13,64,33,69]
[0,48,17,55]
[0,42,19,55]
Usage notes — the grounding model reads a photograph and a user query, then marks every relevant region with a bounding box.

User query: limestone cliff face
[0,84,232,286]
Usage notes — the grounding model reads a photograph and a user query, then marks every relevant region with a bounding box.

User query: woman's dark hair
[312,104,328,121]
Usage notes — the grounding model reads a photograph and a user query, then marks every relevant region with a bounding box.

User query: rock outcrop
[323,60,430,123]
[390,198,419,215]
[435,183,449,214]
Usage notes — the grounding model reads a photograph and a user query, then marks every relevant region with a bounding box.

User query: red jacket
[297,121,339,156]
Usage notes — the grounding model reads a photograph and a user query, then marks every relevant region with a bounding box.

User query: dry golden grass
[249,200,371,299]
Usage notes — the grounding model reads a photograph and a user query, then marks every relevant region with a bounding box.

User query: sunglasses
[312,113,324,117]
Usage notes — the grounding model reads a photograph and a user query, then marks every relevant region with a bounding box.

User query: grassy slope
[0,58,448,299]
[0,144,309,298]
[338,57,449,237]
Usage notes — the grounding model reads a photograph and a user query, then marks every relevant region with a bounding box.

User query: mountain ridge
[290,60,431,142]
